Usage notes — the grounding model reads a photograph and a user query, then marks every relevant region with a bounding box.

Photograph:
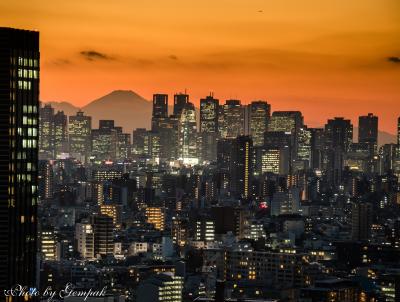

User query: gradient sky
[1,0,399,133]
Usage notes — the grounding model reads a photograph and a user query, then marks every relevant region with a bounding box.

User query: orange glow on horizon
[1,0,399,133]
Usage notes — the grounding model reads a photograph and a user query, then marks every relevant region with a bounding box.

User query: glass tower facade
[0,27,39,293]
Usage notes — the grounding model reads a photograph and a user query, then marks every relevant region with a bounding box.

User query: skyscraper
[200,94,219,162]
[200,94,219,133]
[178,102,198,164]
[53,110,68,156]
[39,103,54,158]
[230,136,253,199]
[325,117,353,186]
[220,99,245,138]
[91,120,118,162]
[248,100,271,147]
[68,110,92,162]
[152,94,168,118]
[325,117,353,152]
[358,113,378,156]
[0,27,39,293]
[173,93,189,116]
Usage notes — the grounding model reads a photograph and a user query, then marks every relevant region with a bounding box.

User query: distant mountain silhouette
[45,90,397,146]
[48,90,154,132]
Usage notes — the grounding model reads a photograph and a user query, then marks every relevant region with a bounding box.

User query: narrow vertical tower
[0,27,39,293]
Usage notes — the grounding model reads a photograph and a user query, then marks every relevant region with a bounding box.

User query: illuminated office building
[200,94,219,162]
[230,136,253,199]
[115,126,131,161]
[248,100,270,147]
[144,131,161,163]
[297,127,312,167]
[68,110,92,162]
[178,103,198,165]
[260,148,281,174]
[132,128,147,155]
[221,99,245,138]
[0,27,39,293]
[53,110,68,156]
[39,103,54,158]
[91,120,118,162]
[38,160,54,200]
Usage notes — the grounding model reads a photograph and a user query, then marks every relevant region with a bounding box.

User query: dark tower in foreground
[0,27,39,293]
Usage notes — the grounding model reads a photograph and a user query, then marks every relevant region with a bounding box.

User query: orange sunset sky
[1,0,399,133]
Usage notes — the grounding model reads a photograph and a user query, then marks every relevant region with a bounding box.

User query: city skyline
[1,1,400,300]
[1,0,399,133]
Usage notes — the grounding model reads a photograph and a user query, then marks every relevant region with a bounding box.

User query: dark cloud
[80,50,113,61]
[387,56,400,64]
[168,55,178,60]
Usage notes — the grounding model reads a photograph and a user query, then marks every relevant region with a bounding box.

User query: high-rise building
[38,160,54,200]
[0,27,39,292]
[297,127,312,168]
[248,101,271,147]
[91,120,118,162]
[137,273,184,302]
[220,100,245,138]
[200,95,219,162]
[115,126,131,161]
[144,130,161,163]
[53,110,68,156]
[152,94,168,119]
[39,103,54,158]
[178,102,198,165]
[68,110,92,162]
[309,128,325,170]
[324,118,353,185]
[132,128,147,155]
[173,93,189,116]
[358,113,378,156]
[325,117,353,152]
[200,94,219,133]
[230,136,253,199]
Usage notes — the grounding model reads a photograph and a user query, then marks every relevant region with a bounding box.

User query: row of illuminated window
[23,116,38,125]
[18,127,38,137]
[17,57,39,67]
[23,105,38,113]
[22,139,37,148]
[18,69,38,79]
[18,80,32,90]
